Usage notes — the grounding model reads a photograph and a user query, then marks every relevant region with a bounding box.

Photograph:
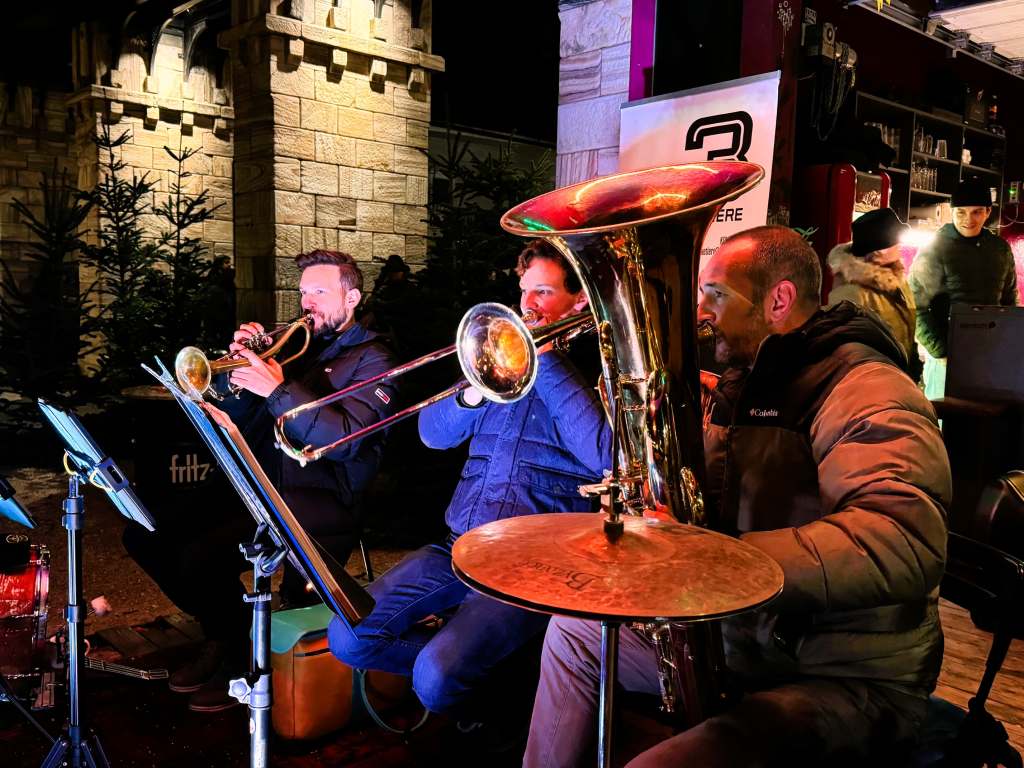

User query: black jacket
[217,322,397,530]
[908,224,1018,358]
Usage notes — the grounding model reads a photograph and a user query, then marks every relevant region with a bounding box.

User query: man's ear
[345,288,362,309]
[571,291,589,313]
[765,280,798,324]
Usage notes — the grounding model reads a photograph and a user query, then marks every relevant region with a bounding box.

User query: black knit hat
[851,207,908,257]
[952,178,993,208]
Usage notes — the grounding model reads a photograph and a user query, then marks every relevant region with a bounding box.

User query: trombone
[174,314,314,400]
[274,303,595,465]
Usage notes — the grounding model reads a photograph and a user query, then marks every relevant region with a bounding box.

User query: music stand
[34,399,156,768]
[142,359,374,768]
[1,473,36,528]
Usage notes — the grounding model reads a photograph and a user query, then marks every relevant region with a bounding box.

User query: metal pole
[598,621,620,768]
[249,565,272,768]
[64,474,84,765]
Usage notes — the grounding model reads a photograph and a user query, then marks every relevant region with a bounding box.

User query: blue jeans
[327,535,550,716]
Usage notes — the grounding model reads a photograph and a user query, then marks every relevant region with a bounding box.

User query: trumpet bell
[456,303,537,403]
[174,346,212,398]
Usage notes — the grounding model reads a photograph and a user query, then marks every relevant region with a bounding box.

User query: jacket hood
[787,301,909,372]
[827,243,906,293]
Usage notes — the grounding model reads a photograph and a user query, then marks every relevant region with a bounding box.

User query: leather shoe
[169,641,226,693]
[187,676,240,713]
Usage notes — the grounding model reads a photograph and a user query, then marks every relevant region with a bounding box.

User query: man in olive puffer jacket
[524,225,951,768]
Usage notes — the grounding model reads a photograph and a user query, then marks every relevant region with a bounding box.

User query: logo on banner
[684,111,754,161]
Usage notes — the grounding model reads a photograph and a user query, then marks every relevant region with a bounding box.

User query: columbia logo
[374,387,391,405]
[749,408,779,418]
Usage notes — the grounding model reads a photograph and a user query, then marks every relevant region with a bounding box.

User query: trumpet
[174,314,314,400]
[274,303,595,465]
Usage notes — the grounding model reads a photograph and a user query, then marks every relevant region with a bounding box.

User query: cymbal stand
[41,473,110,768]
[228,524,287,768]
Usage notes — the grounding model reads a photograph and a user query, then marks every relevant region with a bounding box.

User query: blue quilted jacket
[418,350,613,536]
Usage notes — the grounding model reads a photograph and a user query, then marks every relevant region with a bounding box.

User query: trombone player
[328,239,613,737]
[124,249,398,712]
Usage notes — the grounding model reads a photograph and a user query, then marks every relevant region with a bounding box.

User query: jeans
[328,535,551,717]
[524,616,927,768]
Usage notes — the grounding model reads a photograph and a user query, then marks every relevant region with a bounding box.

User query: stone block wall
[0,89,72,282]
[556,0,631,186]
[224,0,441,323]
[69,27,235,260]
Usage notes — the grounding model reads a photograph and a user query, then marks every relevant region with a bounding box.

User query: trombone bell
[456,303,537,403]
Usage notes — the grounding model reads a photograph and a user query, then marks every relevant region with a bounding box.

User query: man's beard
[713,308,769,368]
[312,308,350,337]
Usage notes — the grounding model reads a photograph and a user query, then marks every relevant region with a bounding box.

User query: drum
[0,533,50,678]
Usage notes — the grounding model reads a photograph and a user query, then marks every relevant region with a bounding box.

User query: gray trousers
[524,616,928,768]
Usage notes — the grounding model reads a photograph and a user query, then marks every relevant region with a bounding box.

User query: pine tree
[80,127,165,389]
[0,162,92,408]
[151,142,233,359]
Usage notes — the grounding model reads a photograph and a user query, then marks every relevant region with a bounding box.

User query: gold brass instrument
[273,303,594,466]
[500,161,765,727]
[174,314,314,400]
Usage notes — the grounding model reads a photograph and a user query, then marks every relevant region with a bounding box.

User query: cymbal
[452,513,784,623]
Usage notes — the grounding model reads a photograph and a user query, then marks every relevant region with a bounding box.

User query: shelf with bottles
[910,188,951,200]
[912,151,958,167]
[961,163,1001,177]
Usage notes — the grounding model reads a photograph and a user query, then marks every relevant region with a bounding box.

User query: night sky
[430,1,560,143]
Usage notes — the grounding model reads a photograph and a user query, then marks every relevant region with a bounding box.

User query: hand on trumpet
[229,322,269,355]
[229,347,285,398]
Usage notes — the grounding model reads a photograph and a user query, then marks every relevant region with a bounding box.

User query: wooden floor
[935,598,1024,754]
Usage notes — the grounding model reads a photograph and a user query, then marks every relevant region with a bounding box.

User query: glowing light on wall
[899,228,937,249]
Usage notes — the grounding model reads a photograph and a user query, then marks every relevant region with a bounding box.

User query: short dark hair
[514,239,582,294]
[294,250,363,292]
[722,225,822,309]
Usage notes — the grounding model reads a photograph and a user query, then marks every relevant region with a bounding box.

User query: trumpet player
[124,249,397,713]
[327,239,613,740]
[525,226,951,768]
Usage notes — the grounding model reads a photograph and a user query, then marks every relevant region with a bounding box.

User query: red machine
[792,164,892,299]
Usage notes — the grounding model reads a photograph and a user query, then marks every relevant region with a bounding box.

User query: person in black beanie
[908,178,1018,398]
[827,208,920,379]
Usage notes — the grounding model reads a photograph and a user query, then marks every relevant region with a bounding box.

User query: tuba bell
[500,161,765,726]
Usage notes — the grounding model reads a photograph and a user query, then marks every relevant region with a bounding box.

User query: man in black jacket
[123,250,396,712]
[909,178,1019,398]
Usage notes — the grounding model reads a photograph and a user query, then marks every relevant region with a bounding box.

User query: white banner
[619,71,780,264]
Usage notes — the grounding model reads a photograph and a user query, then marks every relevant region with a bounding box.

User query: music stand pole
[41,473,110,768]
[229,525,286,768]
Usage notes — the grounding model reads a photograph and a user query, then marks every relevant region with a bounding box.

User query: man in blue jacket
[124,250,396,712]
[328,240,612,726]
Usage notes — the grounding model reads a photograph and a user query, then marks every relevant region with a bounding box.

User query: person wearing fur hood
[827,208,920,379]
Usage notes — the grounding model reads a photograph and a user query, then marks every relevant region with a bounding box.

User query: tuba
[501,162,765,726]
